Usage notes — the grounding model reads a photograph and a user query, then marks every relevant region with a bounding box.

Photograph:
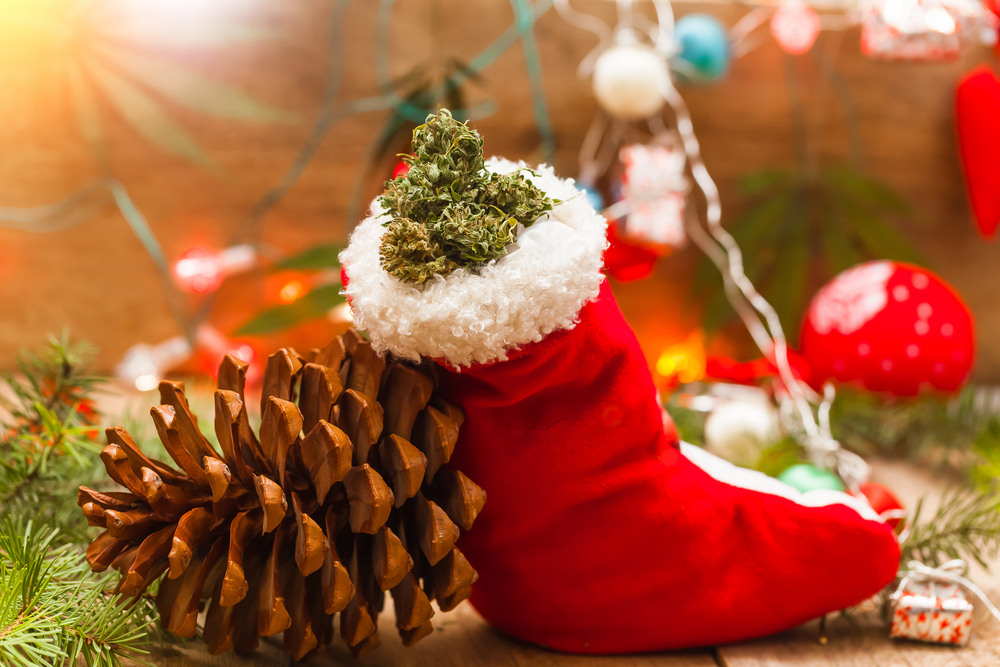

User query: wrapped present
[618,144,688,248]
[890,559,1000,645]
[861,0,998,61]
[890,570,974,645]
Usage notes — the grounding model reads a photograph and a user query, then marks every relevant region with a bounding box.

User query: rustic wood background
[1,0,998,377]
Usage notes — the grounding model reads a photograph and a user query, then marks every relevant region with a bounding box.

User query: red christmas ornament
[855,482,905,530]
[770,1,821,55]
[956,65,1000,239]
[800,261,975,396]
[604,220,658,282]
[393,160,410,179]
[704,351,812,386]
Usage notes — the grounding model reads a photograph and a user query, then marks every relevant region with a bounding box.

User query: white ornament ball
[591,44,668,120]
[703,400,780,467]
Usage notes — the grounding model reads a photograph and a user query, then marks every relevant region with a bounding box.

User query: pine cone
[78,330,485,659]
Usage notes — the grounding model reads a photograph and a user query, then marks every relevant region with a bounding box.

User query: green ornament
[777,464,844,493]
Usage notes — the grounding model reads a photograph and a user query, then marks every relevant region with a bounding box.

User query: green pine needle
[0,519,155,667]
[901,489,1000,570]
[0,334,107,544]
[377,108,556,284]
[0,335,158,666]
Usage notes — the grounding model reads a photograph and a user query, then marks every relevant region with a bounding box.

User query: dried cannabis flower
[378,109,556,284]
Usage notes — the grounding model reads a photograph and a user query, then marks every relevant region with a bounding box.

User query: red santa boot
[342,118,899,654]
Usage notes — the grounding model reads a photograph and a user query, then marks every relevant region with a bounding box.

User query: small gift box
[618,144,688,248]
[861,0,998,61]
[891,560,976,645]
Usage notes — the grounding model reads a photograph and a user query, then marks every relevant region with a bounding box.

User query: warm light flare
[173,247,223,294]
[926,6,957,34]
[279,279,304,304]
[655,330,706,384]
[172,244,256,294]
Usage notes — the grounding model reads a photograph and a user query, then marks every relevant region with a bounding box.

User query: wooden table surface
[137,603,1000,667]
[129,461,1000,667]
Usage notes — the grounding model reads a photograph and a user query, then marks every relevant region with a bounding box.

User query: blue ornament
[582,186,605,212]
[672,14,731,83]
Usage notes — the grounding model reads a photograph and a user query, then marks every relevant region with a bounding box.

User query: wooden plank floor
[136,601,1000,667]
[125,460,1000,666]
[139,604,717,667]
[719,609,1000,667]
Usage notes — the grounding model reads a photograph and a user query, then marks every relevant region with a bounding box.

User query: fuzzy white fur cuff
[340,158,608,367]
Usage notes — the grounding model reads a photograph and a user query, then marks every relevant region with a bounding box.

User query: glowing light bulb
[134,373,160,392]
[173,248,224,293]
[771,1,822,55]
[116,336,192,390]
[655,330,706,384]
[926,6,957,34]
[328,301,353,324]
[231,343,255,363]
[279,280,304,304]
[172,244,256,293]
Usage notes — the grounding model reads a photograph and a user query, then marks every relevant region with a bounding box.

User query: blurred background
[0,0,996,385]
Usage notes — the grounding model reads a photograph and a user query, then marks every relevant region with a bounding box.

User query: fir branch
[829,385,988,472]
[901,489,1000,570]
[0,335,107,544]
[0,520,154,667]
[1,332,101,430]
[377,108,556,283]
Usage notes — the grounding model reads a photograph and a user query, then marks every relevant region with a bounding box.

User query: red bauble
[393,160,410,178]
[604,220,658,282]
[855,482,904,529]
[770,1,821,55]
[800,261,975,396]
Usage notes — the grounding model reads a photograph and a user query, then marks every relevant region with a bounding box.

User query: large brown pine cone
[78,330,485,659]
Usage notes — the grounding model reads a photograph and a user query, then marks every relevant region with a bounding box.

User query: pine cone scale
[169,506,219,579]
[219,509,262,606]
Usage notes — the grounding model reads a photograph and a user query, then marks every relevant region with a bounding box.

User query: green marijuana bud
[378,109,556,284]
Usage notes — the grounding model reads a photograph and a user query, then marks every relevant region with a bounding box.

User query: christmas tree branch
[0,520,155,667]
[901,489,1000,570]
[0,334,106,543]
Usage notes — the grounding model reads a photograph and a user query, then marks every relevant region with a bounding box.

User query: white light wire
[655,63,869,488]
[728,5,775,57]
[557,0,869,487]
[554,0,613,75]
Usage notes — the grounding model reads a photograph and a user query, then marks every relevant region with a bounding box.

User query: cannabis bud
[377,109,556,284]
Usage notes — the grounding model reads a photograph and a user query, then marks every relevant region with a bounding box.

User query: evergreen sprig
[901,489,1000,570]
[378,108,556,283]
[0,519,155,667]
[828,386,1000,480]
[0,334,106,544]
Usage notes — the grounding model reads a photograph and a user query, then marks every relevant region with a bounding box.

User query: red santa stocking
[342,159,900,653]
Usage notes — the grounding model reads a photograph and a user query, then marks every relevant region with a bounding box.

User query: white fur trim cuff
[340,158,608,367]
